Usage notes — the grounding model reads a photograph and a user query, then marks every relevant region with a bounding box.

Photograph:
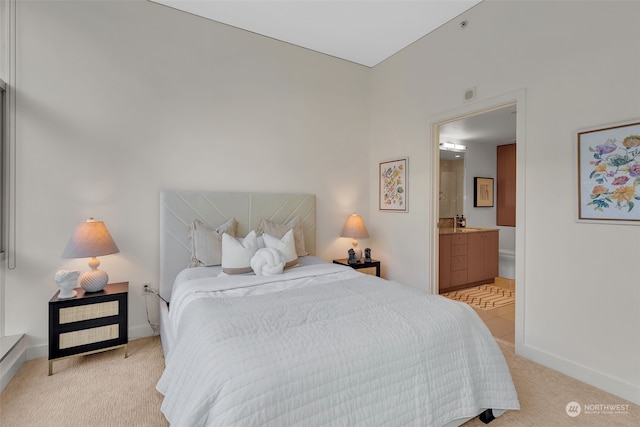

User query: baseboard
[0,335,27,392]
[129,324,156,340]
[518,343,640,405]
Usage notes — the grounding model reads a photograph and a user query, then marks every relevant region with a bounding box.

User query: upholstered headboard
[159,190,316,301]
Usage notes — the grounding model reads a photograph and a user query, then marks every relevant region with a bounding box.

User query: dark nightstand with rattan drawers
[48,282,128,375]
[333,258,381,277]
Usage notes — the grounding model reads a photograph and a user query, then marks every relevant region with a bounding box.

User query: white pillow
[260,216,308,256]
[221,231,258,275]
[188,218,237,267]
[263,229,299,269]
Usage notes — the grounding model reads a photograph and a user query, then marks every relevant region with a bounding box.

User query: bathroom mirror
[439,150,465,219]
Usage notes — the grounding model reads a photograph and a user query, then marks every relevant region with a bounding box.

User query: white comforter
[157,263,519,426]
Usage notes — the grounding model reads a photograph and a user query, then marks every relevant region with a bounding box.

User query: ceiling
[150,0,483,68]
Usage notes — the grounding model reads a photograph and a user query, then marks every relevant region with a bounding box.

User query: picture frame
[474,177,494,207]
[577,120,640,224]
[379,158,408,212]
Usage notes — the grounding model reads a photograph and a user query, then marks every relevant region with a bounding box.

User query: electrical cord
[143,292,159,335]
[143,285,168,335]
[144,285,168,304]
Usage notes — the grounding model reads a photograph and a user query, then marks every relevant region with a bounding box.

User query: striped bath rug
[442,284,515,310]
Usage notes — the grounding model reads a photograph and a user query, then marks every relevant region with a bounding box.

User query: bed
[156,190,519,426]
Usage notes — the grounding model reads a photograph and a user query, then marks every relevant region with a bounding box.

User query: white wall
[369,0,639,404]
[5,0,370,356]
[464,142,516,252]
[5,0,639,407]
[463,142,496,228]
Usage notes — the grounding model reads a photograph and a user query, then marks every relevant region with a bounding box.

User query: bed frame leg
[479,409,495,424]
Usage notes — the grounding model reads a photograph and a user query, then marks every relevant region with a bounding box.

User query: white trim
[518,343,640,405]
[427,88,527,343]
[427,89,526,308]
[0,334,25,392]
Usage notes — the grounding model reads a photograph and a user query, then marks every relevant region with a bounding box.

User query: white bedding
[157,263,519,426]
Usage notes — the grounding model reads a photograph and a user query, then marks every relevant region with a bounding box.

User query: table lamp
[61,217,119,292]
[341,213,369,262]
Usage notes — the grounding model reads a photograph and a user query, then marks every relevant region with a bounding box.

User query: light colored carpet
[0,336,168,427]
[443,284,515,310]
[463,339,640,426]
[0,336,638,426]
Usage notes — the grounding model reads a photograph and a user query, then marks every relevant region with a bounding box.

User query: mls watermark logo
[566,400,630,417]
[566,401,581,417]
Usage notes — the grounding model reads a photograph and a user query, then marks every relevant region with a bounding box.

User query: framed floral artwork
[379,158,408,212]
[577,120,640,223]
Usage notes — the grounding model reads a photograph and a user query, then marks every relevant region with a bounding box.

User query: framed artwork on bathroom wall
[379,158,408,212]
[474,177,494,207]
[576,119,640,224]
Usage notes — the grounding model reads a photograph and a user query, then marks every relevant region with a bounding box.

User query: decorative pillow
[188,218,237,267]
[260,216,308,256]
[262,229,299,269]
[250,248,285,276]
[221,231,258,275]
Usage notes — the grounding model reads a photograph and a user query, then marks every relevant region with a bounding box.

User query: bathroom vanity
[438,227,499,293]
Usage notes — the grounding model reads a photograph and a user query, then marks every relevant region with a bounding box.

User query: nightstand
[333,258,381,277]
[48,282,128,375]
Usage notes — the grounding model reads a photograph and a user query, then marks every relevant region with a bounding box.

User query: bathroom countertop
[438,227,498,235]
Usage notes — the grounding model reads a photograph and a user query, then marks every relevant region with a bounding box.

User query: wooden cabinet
[439,235,451,289]
[467,231,499,284]
[449,234,468,287]
[439,230,498,293]
[49,282,128,375]
[497,143,516,226]
[439,233,469,291]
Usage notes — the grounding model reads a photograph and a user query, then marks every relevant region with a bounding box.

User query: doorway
[428,90,526,348]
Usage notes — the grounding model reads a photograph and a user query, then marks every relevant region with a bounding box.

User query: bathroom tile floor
[470,277,515,344]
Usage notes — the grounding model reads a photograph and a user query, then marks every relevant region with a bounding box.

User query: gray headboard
[159,190,316,301]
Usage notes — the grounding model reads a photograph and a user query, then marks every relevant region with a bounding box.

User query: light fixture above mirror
[439,141,467,152]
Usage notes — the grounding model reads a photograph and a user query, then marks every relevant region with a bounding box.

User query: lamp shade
[61,218,119,292]
[341,213,369,239]
[62,218,119,259]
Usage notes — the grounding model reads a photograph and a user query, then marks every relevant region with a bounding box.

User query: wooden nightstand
[333,258,381,277]
[48,282,128,375]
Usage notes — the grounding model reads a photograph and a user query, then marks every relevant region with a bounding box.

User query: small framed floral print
[577,120,640,223]
[379,158,408,212]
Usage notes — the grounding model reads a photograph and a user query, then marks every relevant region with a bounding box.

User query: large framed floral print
[379,158,408,212]
[577,120,640,223]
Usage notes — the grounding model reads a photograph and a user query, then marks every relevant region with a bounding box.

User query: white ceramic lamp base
[80,257,109,292]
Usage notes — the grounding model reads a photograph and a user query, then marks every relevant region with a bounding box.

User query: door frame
[428,89,527,350]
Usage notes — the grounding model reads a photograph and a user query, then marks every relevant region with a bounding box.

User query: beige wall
[4,0,639,406]
[6,0,370,351]
[369,0,639,403]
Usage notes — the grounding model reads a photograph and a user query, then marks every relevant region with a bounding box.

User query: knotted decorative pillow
[250,248,285,276]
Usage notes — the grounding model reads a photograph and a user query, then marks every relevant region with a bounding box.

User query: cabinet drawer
[59,324,120,350]
[451,234,468,245]
[451,255,468,271]
[451,269,468,286]
[451,244,468,256]
[59,301,119,324]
